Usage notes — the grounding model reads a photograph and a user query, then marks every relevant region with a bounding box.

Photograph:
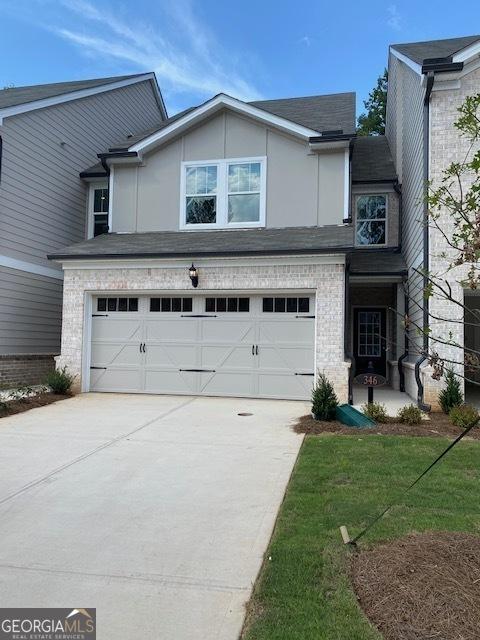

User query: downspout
[415,71,434,411]
[344,254,354,404]
[397,277,409,392]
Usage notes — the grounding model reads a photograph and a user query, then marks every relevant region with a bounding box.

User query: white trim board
[0,254,64,280]
[129,94,319,155]
[389,48,423,76]
[58,253,347,271]
[0,74,166,125]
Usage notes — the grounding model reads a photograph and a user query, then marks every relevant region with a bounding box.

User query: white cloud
[299,35,312,47]
[52,0,262,103]
[387,5,402,31]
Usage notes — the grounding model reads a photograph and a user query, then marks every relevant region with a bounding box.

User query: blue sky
[0,0,479,117]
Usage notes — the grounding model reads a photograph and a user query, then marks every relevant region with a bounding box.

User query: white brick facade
[424,66,480,409]
[57,259,350,402]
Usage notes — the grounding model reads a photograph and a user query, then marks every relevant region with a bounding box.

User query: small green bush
[449,404,479,430]
[362,402,388,423]
[45,366,74,395]
[312,373,338,421]
[439,368,463,414]
[397,404,423,425]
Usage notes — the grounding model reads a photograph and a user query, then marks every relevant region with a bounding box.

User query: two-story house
[47,34,479,407]
[49,91,404,402]
[0,73,166,387]
[386,35,480,409]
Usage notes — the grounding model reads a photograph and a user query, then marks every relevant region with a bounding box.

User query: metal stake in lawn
[339,419,479,549]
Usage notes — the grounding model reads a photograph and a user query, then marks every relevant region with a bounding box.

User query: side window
[355,195,387,246]
[89,184,109,238]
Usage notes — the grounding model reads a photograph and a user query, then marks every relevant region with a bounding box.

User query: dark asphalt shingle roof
[391,35,480,65]
[351,136,397,183]
[0,74,148,110]
[349,250,406,275]
[49,226,355,260]
[105,92,356,152]
[250,92,356,134]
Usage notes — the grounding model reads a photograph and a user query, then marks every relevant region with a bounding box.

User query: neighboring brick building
[386,35,480,409]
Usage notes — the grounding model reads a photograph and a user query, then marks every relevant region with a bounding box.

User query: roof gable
[127,94,323,155]
[391,35,480,65]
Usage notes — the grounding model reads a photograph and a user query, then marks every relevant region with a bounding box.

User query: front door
[354,308,387,377]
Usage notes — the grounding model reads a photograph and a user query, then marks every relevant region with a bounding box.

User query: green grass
[242,434,480,640]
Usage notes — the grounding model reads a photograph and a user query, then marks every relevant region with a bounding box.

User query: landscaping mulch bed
[0,393,71,418]
[352,531,480,640]
[294,412,480,439]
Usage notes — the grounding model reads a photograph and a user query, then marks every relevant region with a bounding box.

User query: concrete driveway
[0,393,306,639]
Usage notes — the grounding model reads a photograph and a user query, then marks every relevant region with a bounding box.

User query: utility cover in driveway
[90,294,315,399]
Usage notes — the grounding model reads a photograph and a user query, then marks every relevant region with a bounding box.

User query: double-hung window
[89,184,109,238]
[181,157,266,229]
[355,195,387,246]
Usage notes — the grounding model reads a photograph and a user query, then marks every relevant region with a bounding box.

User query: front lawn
[241,434,480,640]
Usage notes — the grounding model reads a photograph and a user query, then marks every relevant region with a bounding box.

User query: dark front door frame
[353,306,388,378]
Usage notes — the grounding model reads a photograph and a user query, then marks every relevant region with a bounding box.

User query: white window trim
[179,156,267,230]
[87,181,109,239]
[354,193,388,247]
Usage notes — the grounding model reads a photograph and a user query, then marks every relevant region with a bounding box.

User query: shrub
[397,404,423,425]
[362,402,388,423]
[45,366,74,395]
[439,368,463,414]
[449,404,480,430]
[312,373,338,421]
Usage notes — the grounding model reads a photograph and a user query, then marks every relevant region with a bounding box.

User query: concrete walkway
[0,393,306,639]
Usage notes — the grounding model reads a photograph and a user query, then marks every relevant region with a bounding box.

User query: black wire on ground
[349,422,478,547]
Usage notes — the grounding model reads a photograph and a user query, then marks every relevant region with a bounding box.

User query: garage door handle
[295,372,314,376]
[252,345,254,355]
[90,366,107,370]
[296,315,315,319]
[92,314,109,317]
[179,368,216,373]
[255,345,259,355]
[181,314,217,318]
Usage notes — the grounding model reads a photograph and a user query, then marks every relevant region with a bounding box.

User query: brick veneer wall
[56,261,351,401]
[423,66,480,409]
[0,354,56,388]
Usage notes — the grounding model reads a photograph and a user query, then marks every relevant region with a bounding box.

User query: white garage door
[89,294,315,400]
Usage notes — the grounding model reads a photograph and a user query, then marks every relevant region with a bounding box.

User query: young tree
[357,69,388,136]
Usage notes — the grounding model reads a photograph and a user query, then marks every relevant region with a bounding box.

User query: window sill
[180,223,265,231]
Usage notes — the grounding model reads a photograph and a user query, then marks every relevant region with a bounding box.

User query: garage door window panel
[150,297,193,312]
[97,297,138,312]
[205,297,250,312]
[263,297,310,313]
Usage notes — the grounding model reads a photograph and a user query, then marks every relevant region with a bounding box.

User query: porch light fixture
[188,263,199,288]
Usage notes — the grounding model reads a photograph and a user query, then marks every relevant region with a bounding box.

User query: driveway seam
[0,397,197,507]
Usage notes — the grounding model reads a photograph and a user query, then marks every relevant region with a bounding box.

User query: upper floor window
[355,195,387,246]
[181,157,266,229]
[89,184,109,238]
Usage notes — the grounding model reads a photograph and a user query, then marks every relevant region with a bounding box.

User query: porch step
[336,404,376,428]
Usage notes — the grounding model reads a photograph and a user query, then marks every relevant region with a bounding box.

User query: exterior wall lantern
[188,263,199,288]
